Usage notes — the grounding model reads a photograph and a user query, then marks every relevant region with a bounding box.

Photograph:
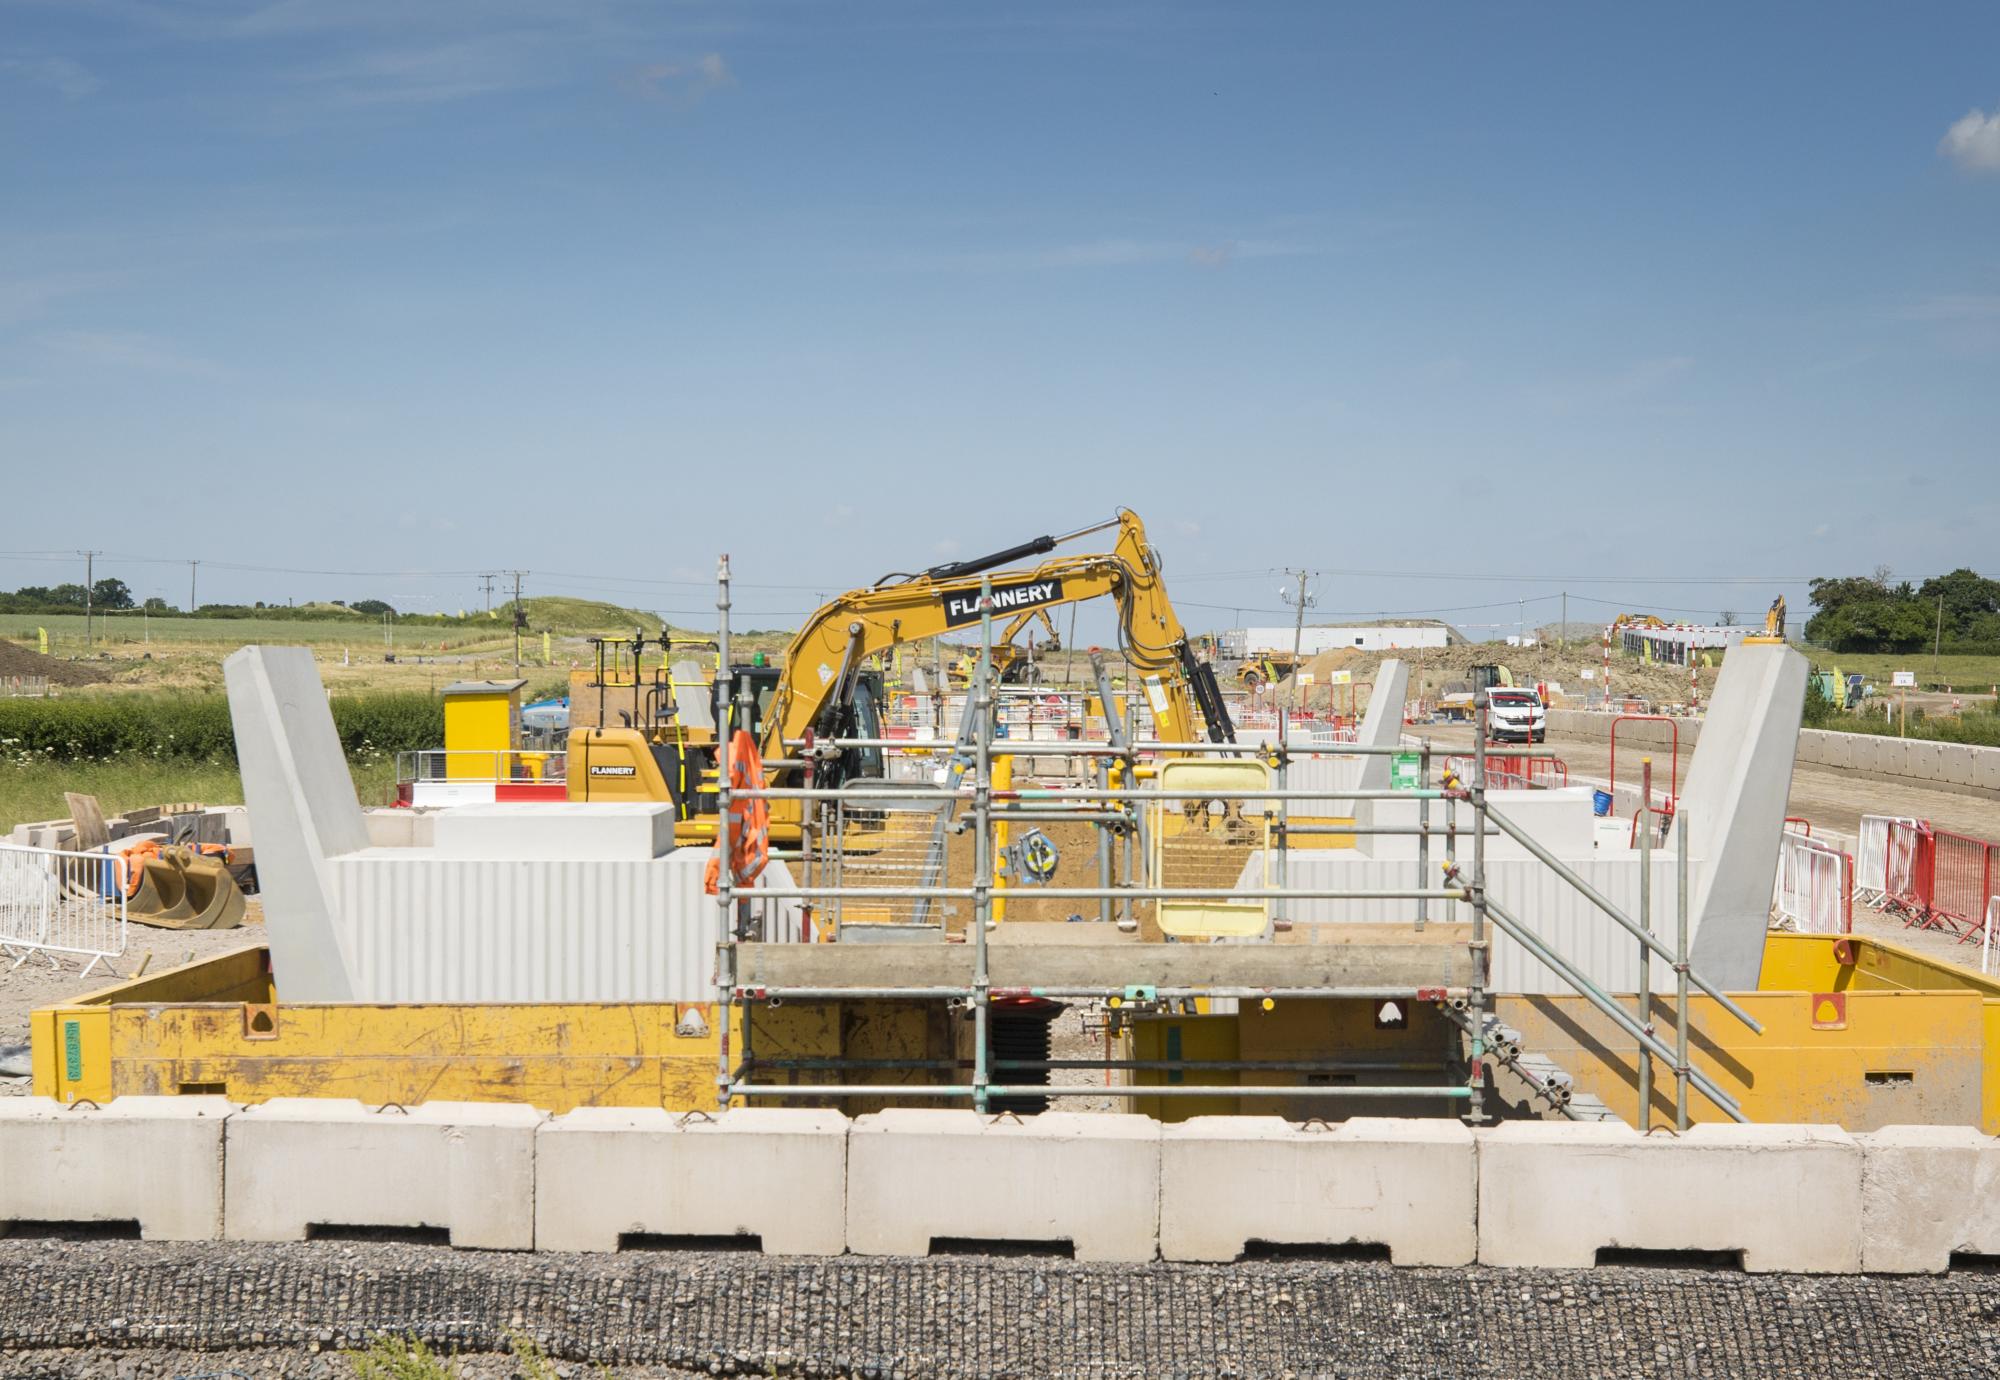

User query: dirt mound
[0,638,110,687]
[1277,638,1705,709]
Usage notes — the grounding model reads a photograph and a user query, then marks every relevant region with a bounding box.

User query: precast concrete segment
[1159,1116,1474,1266]
[846,1109,1161,1263]
[1350,659,1410,842]
[1476,1121,1862,1273]
[223,646,364,1001]
[223,1099,540,1250]
[535,1107,846,1255]
[0,1096,232,1241]
[1679,643,1809,990]
[1857,1125,2000,1273]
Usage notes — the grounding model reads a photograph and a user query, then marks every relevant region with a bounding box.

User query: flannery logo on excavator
[941,577,1065,628]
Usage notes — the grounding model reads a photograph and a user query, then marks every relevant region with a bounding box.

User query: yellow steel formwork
[31,947,942,1114]
[32,933,2000,1131]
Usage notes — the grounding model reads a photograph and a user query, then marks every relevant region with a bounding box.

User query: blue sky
[3,2,1996,637]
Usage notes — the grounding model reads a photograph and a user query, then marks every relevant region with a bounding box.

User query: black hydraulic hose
[886,534,1059,587]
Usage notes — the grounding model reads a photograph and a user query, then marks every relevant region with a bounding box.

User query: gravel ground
[1,1239,1998,1379]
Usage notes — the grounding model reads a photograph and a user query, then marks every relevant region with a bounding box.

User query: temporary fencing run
[1931,829,2000,943]
[1771,832,1853,935]
[0,843,128,976]
[1854,815,1917,904]
[1444,754,1569,790]
[1857,815,2000,947]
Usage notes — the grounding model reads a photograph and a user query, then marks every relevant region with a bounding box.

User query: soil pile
[0,638,110,687]
[1278,639,1705,707]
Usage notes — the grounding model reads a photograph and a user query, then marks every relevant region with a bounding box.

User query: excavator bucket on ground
[119,845,246,930]
[177,849,247,930]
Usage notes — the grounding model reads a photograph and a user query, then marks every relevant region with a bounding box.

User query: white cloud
[1188,243,1234,269]
[45,330,233,380]
[1939,106,2000,173]
[624,53,734,106]
[0,56,100,100]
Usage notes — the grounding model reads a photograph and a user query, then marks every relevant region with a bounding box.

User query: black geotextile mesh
[2,1241,1999,1378]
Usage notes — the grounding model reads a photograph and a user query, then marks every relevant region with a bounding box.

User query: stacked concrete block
[536,1107,847,1254]
[1477,1122,1862,1272]
[0,1096,232,1240]
[847,1110,1160,1262]
[224,1099,540,1249]
[1858,1126,2000,1273]
[1160,1117,1474,1265]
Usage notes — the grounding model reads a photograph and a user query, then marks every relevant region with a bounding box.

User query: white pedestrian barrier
[1854,814,1915,905]
[0,844,127,976]
[846,1110,1161,1262]
[1859,1126,2000,1273]
[536,1107,847,1255]
[0,1096,230,1240]
[1771,832,1847,934]
[224,1099,540,1249]
[1160,1116,1475,1266]
[1477,1122,1862,1272]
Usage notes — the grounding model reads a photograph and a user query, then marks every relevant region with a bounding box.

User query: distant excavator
[566,509,1236,845]
[1746,595,1787,644]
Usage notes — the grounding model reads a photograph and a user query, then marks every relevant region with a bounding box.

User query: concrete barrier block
[0,1096,232,1240]
[225,1099,539,1249]
[362,808,417,846]
[1477,1122,1860,1272]
[1941,745,1977,789]
[536,1108,846,1255]
[1978,746,2000,795]
[1911,741,1945,783]
[848,1110,1160,1262]
[1161,1117,1473,1266]
[1848,736,1882,776]
[1859,1126,2000,1273]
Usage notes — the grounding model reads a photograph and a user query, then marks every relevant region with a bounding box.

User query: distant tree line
[1806,568,2000,653]
[0,583,403,621]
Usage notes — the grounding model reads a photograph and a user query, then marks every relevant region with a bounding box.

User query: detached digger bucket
[125,854,198,926]
[121,846,246,930]
[178,849,246,930]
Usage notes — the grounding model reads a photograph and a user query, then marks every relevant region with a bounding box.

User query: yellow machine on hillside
[565,509,1236,844]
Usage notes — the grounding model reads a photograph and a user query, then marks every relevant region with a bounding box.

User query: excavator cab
[569,663,887,828]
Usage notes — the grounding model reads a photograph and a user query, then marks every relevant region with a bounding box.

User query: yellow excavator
[1745,595,1786,644]
[566,509,1236,844]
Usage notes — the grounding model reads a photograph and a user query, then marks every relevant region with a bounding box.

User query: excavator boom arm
[768,509,1218,754]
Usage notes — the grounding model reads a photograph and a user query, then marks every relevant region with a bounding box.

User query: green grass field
[0,596,685,655]
[1804,649,2000,692]
[0,757,396,831]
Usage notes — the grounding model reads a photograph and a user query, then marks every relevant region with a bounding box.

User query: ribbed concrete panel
[327,855,800,1004]
[1282,753,1361,818]
[1261,853,1691,996]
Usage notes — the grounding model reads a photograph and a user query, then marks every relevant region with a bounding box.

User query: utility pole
[480,573,497,614]
[80,550,100,648]
[1518,598,1525,646]
[1561,591,1567,651]
[1934,593,1945,684]
[1279,569,1316,709]
[508,570,527,671]
[188,559,199,615]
